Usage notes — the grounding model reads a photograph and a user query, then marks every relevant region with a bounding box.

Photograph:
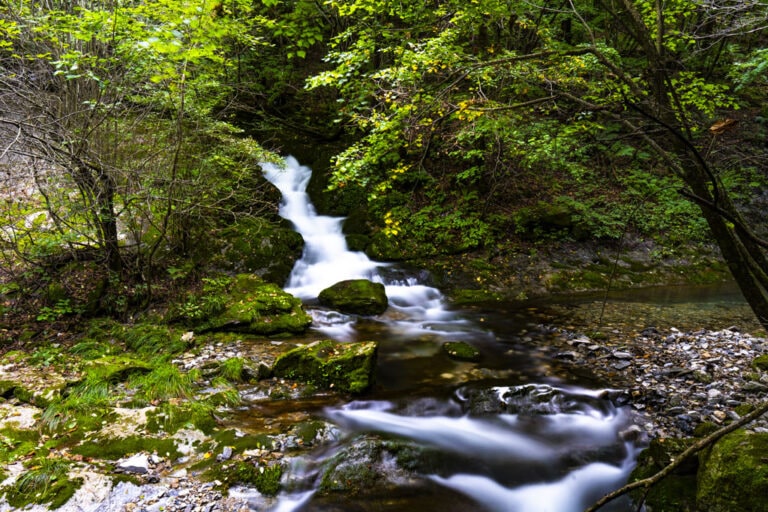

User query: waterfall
[261,156,475,341]
[260,157,641,512]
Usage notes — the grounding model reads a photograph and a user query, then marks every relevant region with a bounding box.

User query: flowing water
[259,157,644,511]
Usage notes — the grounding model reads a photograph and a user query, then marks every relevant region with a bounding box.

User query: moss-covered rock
[696,429,768,512]
[207,217,304,285]
[212,460,283,496]
[628,437,698,511]
[317,279,388,316]
[272,339,378,394]
[318,438,409,496]
[202,274,311,335]
[0,351,76,408]
[442,341,481,362]
[83,356,152,383]
[751,354,768,372]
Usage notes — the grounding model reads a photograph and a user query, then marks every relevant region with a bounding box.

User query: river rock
[318,279,388,316]
[199,274,312,335]
[442,342,481,362]
[272,339,378,394]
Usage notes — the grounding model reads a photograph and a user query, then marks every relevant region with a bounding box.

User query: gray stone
[119,453,151,474]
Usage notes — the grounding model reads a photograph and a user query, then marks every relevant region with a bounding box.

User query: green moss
[145,401,218,435]
[752,354,768,371]
[0,428,41,465]
[199,275,312,335]
[442,341,481,362]
[317,279,388,316]
[693,422,720,437]
[629,437,698,511]
[72,435,180,461]
[83,355,152,383]
[735,403,756,416]
[272,340,378,394]
[209,461,283,496]
[697,430,768,512]
[212,429,276,453]
[294,421,326,446]
[2,457,81,510]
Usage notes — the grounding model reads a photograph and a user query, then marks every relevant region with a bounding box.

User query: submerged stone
[318,279,388,316]
[442,341,481,362]
[272,339,378,394]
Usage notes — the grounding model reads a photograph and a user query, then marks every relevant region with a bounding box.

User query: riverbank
[0,297,765,511]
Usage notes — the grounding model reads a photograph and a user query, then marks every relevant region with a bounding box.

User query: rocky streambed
[0,284,767,512]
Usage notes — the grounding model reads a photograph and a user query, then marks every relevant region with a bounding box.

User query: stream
[259,157,646,511]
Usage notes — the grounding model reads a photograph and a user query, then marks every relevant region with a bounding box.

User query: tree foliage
[303,0,768,326]
[0,0,277,296]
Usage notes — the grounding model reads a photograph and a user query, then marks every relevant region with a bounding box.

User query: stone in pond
[272,340,378,394]
[318,279,388,316]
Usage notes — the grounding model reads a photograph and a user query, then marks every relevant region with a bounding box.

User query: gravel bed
[550,325,768,438]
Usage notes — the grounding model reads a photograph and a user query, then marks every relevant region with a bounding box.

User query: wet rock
[318,279,388,316]
[442,342,481,362]
[272,339,378,394]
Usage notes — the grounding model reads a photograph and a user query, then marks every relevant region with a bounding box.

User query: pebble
[547,326,768,438]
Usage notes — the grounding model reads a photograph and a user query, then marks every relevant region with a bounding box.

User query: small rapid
[260,157,643,511]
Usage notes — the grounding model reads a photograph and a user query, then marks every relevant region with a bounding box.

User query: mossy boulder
[206,217,304,285]
[696,430,768,511]
[629,437,698,511]
[442,342,481,362]
[318,279,388,316]
[318,438,414,496]
[203,274,311,335]
[272,339,378,394]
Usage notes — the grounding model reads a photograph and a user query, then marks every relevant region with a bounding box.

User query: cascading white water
[261,156,381,299]
[261,156,475,341]
[260,157,641,512]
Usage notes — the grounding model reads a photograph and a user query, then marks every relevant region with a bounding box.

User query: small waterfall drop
[261,156,473,341]
[261,156,381,299]
[260,157,642,512]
